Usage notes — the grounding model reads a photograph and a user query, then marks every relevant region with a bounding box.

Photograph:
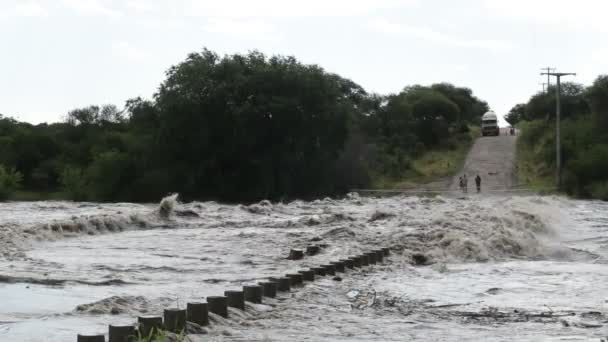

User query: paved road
[451,129,518,191]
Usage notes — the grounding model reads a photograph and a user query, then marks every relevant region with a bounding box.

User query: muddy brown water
[2,134,608,341]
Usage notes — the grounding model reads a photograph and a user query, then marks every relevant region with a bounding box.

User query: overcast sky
[1,0,606,124]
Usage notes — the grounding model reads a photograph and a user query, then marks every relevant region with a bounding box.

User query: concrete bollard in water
[77,335,105,342]
[137,316,162,338]
[286,273,304,285]
[243,285,263,303]
[367,252,377,264]
[108,325,136,342]
[306,245,321,256]
[187,302,209,326]
[260,281,278,298]
[298,270,315,281]
[288,249,305,260]
[164,308,186,333]
[207,296,228,318]
[349,256,362,267]
[341,259,354,269]
[224,290,245,310]
[382,247,390,256]
[321,264,336,276]
[312,267,326,276]
[330,261,345,273]
[276,277,291,291]
[359,254,370,266]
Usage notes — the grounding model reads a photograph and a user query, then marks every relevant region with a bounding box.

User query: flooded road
[1,194,607,341]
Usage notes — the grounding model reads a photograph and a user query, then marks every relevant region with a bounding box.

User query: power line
[540,70,576,191]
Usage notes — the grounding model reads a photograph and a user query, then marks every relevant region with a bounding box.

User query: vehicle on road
[481,111,500,136]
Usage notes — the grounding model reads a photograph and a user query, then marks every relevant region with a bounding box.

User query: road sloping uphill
[451,129,518,191]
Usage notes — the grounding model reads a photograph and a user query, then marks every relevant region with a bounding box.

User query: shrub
[60,166,88,201]
[0,165,22,200]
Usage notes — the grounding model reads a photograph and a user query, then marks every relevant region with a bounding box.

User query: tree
[586,75,608,128]
[505,103,526,125]
[153,49,359,200]
[526,83,588,121]
[410,90,460,146]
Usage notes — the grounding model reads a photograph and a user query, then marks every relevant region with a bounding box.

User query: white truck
[481,111,500,136]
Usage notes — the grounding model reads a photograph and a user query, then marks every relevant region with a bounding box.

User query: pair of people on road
[459,174,482,193]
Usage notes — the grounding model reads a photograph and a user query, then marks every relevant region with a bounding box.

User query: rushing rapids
[1,194,607,341]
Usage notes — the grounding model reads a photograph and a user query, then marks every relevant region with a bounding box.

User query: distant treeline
[0,49,488,202]
[507,75,608,200]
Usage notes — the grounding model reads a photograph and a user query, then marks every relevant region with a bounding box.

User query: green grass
[373,126,479,189]
[515,122,555,193]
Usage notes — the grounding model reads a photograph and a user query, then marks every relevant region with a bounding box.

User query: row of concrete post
[77,247,390,341]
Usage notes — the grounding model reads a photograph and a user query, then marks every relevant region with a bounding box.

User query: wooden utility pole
[541,67,555,92]
[540,71,576,191]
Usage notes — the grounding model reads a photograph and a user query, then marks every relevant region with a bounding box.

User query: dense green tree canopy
[0,48,490,202]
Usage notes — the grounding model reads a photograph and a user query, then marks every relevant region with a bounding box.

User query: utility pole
[541,67,555,92]
[539,82,547,93]
[540,71,576,191]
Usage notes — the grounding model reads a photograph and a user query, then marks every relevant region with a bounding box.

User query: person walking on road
[475,174,481,193]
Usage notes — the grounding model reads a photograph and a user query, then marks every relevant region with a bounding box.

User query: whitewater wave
[0,194,184,258]
[0,193,584,267]
[75,295,176,316]
[382,196,580,263]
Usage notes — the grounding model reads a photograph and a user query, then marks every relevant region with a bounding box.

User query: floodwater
[1,194,607,341]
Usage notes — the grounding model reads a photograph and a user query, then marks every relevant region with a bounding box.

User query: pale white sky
[1,0,607,124]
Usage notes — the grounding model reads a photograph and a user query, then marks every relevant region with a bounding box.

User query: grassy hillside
[373,126,479,189]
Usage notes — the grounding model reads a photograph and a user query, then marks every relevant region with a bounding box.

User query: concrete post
[243,285,263,303]
[312,267,326,276]
[276,277,291,291]
[349,256,362,267]
[330,261,345,273]
[224,290,245,310]
[207,296,228,318]
[186,302,209,326]
[108,325,136,342]
[260,281,278,298]
[306,245,320,255]
[298,270,315,281]
[359,254,369,266]
[77,335,105,342]
[382,247,390,256]
[341,259,354,269]
[288,249,304,260]
[367,252,377,264]
[321,264,336,275]
[286,273,303,285]
[137,316,162,338]
[164,308,186,334]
